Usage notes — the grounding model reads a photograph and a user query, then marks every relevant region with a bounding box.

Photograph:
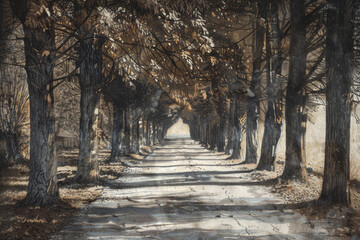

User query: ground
[1,138,360,239]
[0,149,125,240]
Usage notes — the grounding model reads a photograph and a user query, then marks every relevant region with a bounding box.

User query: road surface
[51,138,347,239]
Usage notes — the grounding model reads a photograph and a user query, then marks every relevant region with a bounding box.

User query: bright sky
[166,118,190,137]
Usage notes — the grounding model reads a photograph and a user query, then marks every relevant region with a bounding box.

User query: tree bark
[22,24,58,206]
[152,121,156,145]
[4,133,21,164]
[211,77,225,152]
[124,107,131,156]
[229,95,242,159]
[245,4,265,164]
[225,99,233,155]
[131,108,138,153]
[282,0,307,181]
[109,106,123,162]
[76,33,104,183]
[319,0,354,205]
[131,109,140,153]
[209,124,216,150]
[201,118,208,147]
[145,117,151,146]
[257,2,284,171]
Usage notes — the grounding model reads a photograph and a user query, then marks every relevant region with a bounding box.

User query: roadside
[225,157,360,238]
[0,148,133,240]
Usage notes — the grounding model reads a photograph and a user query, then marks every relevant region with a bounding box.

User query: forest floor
[0,149,149,240]
[1,140,360,239]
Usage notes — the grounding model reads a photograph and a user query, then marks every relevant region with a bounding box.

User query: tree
[245,1,265,164]
[282,0,307,181]
[10,0,59,206]
[257,1,285,171]
[72,1,106,183]
[319,0,355,205]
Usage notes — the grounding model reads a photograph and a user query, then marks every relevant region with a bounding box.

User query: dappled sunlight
[51,138,349,239]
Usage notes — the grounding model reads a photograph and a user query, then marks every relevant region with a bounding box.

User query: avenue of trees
[0,0,359,207]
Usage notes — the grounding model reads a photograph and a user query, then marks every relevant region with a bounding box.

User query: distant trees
[0,11,28,166]
[0,59,28,165]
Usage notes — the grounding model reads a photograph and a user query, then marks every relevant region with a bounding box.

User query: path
[51,138,346,239]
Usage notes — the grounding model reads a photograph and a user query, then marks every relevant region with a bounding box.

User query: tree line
[0,0,359,207]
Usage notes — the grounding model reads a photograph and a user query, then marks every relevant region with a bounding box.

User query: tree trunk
[131,109,137,154]
[124,107,131,156]
[195,120,201,140]
[209,124,216,150]
[319,0,354,205]
[201,118,208,147]
[211,77,226,152]
[230,95,242,159]
[136,117,140,152]
[225,99,233,155]
[4,133,21,163]
[109,106,123,162]
[206,122,212,149]
[22,24,58,206]
[245,5,265,164]
[131,109,140,153]
[140,117,145,145]
[282,0,307,181]
[257,3,284,171]
[217,119,226,152]
[146,118,151,146]
[152,121,156,145]
[76,34,104,183]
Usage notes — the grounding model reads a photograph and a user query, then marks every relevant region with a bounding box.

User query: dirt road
[51,138,347,239]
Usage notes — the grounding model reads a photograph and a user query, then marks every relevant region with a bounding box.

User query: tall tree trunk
[109,106,123,162]
[217,119,226,152]
[212,78,225,152]
[22,24,58,206]
[209,124,216,150]
[230,95,242,159]
[76,34,104,183]
[140,116,145,145]
[131,109,137,153]
[257,2,284,171]
[124,107,131,156]
[282,0,307,181]
[206,122,212,149]
[225,99,234,155]
[152,121,156,145]
[245,4,265,164]
[145,117,151,146]
[201,118,208,147]
[135,115,140,153]
[319,0,354,205]
[195,119,201,140]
